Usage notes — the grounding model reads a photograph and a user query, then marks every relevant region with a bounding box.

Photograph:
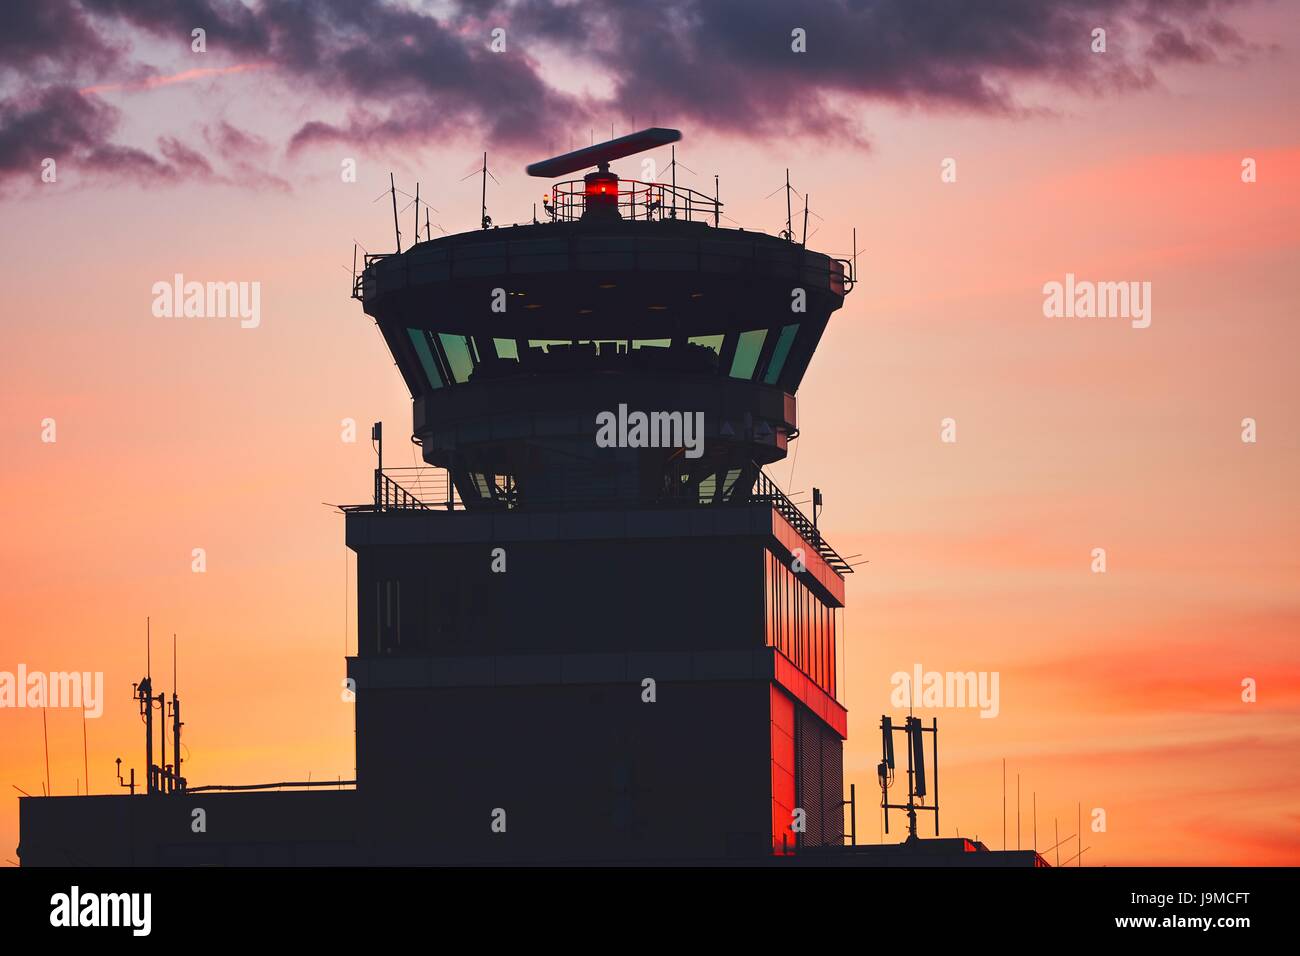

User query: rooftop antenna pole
[82,708,89,794]
[671,145,677,219]
[389,173,401,253]
[714,174,720,228]
[413,182,420,245]
[481,152,489,229]
[351,242,357,295]
[933,716,940,836]
[802,193,809,247]
[784,169,792,239]
[172,632,182,793]
[157,652,166,793]
[143,617,154,794]
[425,208,431,242]
[42,706,51,796]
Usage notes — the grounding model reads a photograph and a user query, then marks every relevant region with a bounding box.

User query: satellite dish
[527,128,681,178]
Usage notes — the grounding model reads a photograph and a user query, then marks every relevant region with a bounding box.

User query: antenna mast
[785,169,792,241]
[671,145,677,219]
[171,633,184,794]
[389,173,401,253]
[879,714,940,841]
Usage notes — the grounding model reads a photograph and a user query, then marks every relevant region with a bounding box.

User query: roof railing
[347,466,852,575]
[546,178,722,225]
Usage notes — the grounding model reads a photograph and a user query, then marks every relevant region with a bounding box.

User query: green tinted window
[687,334,724,354]
[406,328,443,389]
[526,339,572,352]
[729,329,768,379]
[439,333,476,383]
[763,323,799,384]
[632,339,671,350]
[577,339,625,356]
[493,338,518,361]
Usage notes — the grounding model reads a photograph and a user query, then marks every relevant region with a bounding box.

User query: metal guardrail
[547,177,721,225]
[371,467,455,511]
[751,470,852,574]
[349,209,857,301]
[349,466,852,575]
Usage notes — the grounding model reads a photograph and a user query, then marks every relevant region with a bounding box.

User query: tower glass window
[439,333,477,383]
[406,328,444,389]
[729,329,768,379]
[764,549,836,698]
[763,323,799,385]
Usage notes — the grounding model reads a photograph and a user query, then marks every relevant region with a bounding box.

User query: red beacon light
[526,127,681,222]
[582,166,620,218]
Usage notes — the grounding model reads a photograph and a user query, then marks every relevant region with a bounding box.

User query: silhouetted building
[346,131,854,861]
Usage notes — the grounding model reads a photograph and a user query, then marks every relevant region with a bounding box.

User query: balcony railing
[347,465,852,575]
[547,178,722,225]
[370,467,457,512]
[750,471,852,575]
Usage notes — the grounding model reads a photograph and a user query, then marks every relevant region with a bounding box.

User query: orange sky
[1,4,1298,866]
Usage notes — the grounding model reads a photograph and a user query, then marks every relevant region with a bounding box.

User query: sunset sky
[1,0,1297,866]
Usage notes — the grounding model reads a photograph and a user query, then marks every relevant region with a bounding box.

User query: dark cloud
[0,86,119,176]
[0,0,1266,188]
[506,0,1254,139]
[0,0,123,75]
[0,86,271,189]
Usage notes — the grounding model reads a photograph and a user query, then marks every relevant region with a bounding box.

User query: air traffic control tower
[346,129,856,863]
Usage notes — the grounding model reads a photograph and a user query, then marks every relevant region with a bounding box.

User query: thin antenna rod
[172,633,182,794]
[147,615,151,680]
[413,182,420,245]
[802,193,809,246]
[389,173,401,253]
[42,707,51,796]
[481,152,488,229]
[82,709,89,795]
[671,145,677,219]
[785,169,792,241]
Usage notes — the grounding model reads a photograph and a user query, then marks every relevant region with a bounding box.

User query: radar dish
[526,128,682,178]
